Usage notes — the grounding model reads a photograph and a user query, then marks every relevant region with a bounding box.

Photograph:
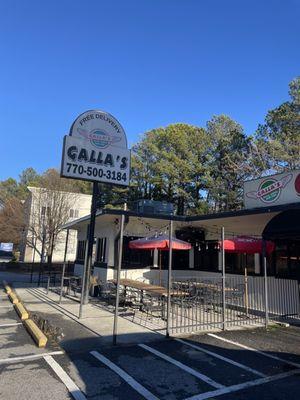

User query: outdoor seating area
[84,275,264,333]
[35,255,300,336]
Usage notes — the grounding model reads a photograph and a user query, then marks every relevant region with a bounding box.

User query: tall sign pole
[60,110,130,316]
[83,182,99,304]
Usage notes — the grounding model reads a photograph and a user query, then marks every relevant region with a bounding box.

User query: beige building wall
[22,187,92,263]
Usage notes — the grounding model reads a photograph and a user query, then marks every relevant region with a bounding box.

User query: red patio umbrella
[220,236,275,255]
[129,234,191,285]
[129,234,192,251]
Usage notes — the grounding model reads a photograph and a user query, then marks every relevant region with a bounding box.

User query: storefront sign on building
[244,170,300,209]
[61,110,130,186]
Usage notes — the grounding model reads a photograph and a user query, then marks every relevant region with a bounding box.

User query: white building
[20,187,92,263]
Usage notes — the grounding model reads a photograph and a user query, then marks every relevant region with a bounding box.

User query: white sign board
[0,243,13,252]
[61,110,130,186]
[244,170,300,209]
[61,135,130,186]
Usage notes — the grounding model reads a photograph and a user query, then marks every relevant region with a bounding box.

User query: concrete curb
[14,302,29,321]
[8,291,19,304]
[2,282,48,347]
[2,280,12,294]
[4,285,12,294]
[24,319,48,348]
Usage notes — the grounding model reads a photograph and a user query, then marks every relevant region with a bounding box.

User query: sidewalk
[14,285,163,351]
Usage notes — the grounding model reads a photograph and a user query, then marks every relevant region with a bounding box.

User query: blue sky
[0,0,299,181]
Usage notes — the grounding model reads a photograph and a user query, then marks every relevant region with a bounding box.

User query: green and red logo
[246,174,293,204]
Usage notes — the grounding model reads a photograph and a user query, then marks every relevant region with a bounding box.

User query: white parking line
[0,322,22,327]
[139,343,224,389]
[0,305,12,308]
[0,351,64,365]
[91,350,159,400]
[208,333,300,369]
[184,368,300,400]
[44,355,86,400]
[176,338,266,378]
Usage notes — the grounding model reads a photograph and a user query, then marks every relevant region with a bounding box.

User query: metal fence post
[166,220,173,338]
[113,206,126,345]
[221,227,226,330]
[262,239,269,328]
[46,275,50,294]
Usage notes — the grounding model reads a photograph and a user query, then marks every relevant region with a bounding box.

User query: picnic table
[117,279,188,297]
[113,279,187,320]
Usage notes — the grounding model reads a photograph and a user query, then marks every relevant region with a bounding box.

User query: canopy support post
[79,225,90,319]
[113,204,126,345]
[59,228,69,304]
[221,227,226,331]
[166,220,173,338]
[262,239,269,328]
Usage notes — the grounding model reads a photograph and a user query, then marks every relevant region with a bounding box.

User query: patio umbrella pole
[166,220,173,338]
[113,207,126,345]
[159,250,162,286]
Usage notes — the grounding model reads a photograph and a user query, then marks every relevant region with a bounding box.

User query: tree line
[0,77,299,248]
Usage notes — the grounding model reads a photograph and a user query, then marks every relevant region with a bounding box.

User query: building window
[70,209,79,218]
[194,241,219,272]
[121,236,153,269]
[96,238,107,263]
[76,240,86,261]
[225,253,256,275]
[41,206,50,217]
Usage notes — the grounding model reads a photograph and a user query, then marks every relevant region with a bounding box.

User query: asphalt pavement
[1,275,300,399]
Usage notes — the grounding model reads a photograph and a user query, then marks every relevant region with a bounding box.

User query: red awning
[129,234,192,251]
[220,236,275,254]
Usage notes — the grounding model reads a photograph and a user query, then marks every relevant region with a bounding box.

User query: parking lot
[1,283,300,400]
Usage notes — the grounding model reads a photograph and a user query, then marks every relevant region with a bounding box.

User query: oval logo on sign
[258,179,281,203]
[69,110,127,150]
[77,128,122,149]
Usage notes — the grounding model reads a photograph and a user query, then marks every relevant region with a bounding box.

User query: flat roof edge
[186,202,300,221]
[62,202,300,229]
